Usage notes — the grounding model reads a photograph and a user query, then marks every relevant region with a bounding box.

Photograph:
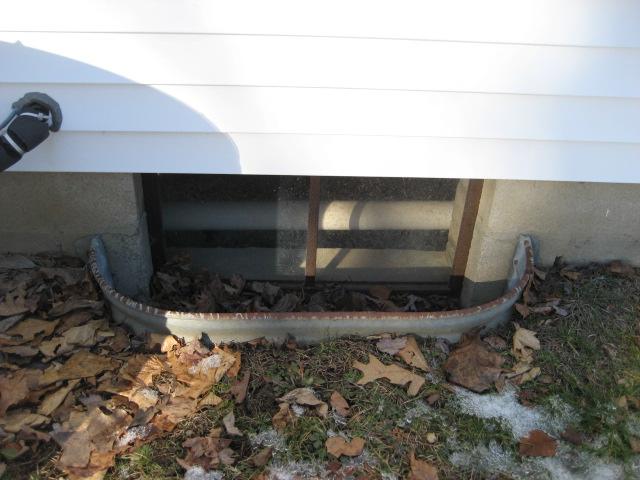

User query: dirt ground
[1,255,639,479]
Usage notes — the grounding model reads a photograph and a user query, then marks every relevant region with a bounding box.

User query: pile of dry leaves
[150,256,457,314]
[0,253,247,479]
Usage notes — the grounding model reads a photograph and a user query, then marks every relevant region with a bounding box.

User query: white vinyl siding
[1,1,639,181]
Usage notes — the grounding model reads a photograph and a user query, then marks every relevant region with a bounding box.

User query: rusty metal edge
[89,235,534,343]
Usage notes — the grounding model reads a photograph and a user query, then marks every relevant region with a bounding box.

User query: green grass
[9,266,640,479]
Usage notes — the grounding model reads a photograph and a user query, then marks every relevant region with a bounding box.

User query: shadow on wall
[0,40,240,296]
[0,40,240,173]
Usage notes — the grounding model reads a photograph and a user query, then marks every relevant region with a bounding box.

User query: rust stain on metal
[89,237,533,336]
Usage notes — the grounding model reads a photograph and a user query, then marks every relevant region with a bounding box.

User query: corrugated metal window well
[88,174,531,342]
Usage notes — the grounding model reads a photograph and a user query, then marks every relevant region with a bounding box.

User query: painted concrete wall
[0,172,152,297]
[462,180,640,305]
[2,1,640,182]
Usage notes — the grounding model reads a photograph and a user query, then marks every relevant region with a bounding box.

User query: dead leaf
[515,303,530,319]
[398,336,430,371]
[147,333,180,352]
[519,429,557,457]
[224,347,242,378]
[223,411,242,436]
[277,387,329,418]
[325,436,365,458]
[483,335,507,351]
[512,323,540,362]
[0,291,30,316]
[38,379,80,416]
[560,268,580,282]
[3,318,59,344]
[330,391,350,417]
[248,447,272,467]
[120,354,166,387]
[40,350,120,385]
[0,345,39,356]
[376,336,407,355]
[48,298,102,318]
[230,371,250,404]
[178,435,235,470]
[560,426,585,445]
[52,406,132,478]
[0,410,49,432]
[353,355,425,396]
[408,450,438,480]
[369,285,392,300]
[0,371,31,415]
[443,334,504,393]
[608,260,635,277]
[629,436,640,454]
[39,319,107,357]
[272,402,295,431]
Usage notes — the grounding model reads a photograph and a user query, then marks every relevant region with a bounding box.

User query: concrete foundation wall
[0,172,152,297]
[462,180,640,305]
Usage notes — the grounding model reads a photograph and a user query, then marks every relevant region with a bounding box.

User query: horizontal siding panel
[11,132,640,184]
[2,0,640,48]
[1,84,638,143]
[1,34,639,97]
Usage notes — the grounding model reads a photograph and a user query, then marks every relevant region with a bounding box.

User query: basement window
[142,174,466,295]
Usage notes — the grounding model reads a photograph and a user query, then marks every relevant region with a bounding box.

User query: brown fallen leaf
[48,298,103,318]
[248,446,273,467]
[38,379,80,416]
[325,436,365,458]
[629,436,640,454]
[560,268,580,282]
[515,303,530,319]
[369,285,392,300]
[0,345,39,356]
[608,260,635,277]
[272,402,295,431]
[483,335,507,351]
[443,333,504,393]
[3,318,59,344]
[178,434,235,470]
[52,406,133,478]
[39,319,107,357]
[330,391,350,417]
[0,291,30,316]
[223,411,242,436]
[224,347,242,378]
[40,350,120,385]
[353,355,425,396]
[512,323,540,363]
[408,450,439,480]
[230,371,250,404]
[376,336,407,355]
[120,354,166,387]
[0,410,49,433]
[0,369,42,415]
[146,333,180,352]
[560,426,585,446]
[519,429,557,457]
[398,336,430,371]
[277,387,329,418]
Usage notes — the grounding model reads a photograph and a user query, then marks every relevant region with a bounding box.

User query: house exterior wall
[1,1,639,182]
[461,180,640,305]
[0,172,152,297]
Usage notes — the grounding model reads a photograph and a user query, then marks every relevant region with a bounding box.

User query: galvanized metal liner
[89,236,533,343]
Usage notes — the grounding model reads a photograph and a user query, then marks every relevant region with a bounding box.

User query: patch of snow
[291,404,306,417]
[249,429,287,452]
[189,354,222,375]
[116,424,153,447]
[397,401,438,428]
[450,441,624,480]
[453,386,572,439]
[268,460,325,480]
[183,466,224,480]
